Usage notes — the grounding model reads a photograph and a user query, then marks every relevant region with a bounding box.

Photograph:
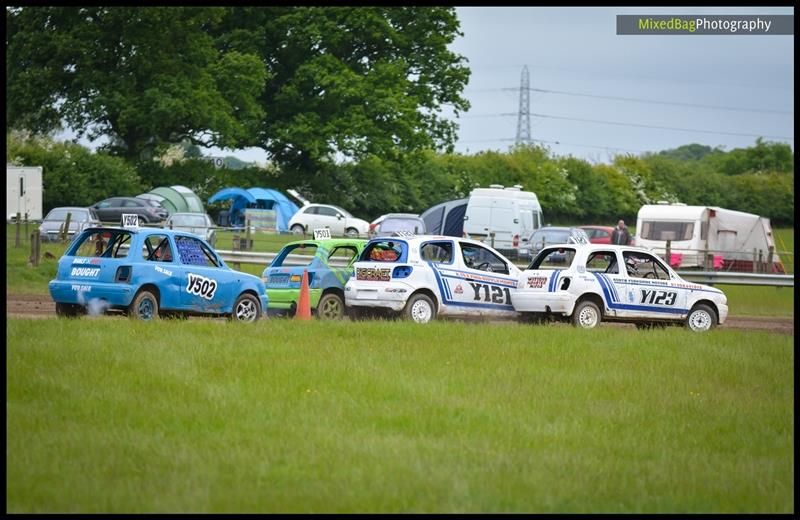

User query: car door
[316,206,345,235]
[92,199,114,221]
[448,241,517,314]
[122,199,146,223]
[619,250,687,319]
[584,249,631,318]
[173,234,235,314]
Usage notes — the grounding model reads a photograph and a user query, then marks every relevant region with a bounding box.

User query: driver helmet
[625,257,639,274]
[463,248,476,267]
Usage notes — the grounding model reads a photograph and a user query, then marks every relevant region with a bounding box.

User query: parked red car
[579,225,635,246]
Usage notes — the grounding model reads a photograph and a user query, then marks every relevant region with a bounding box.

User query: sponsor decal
[640,289,677,306]
[154,265,173,276]
[356,267,391,281]
[71,284,92,292]
[70,267,100,278]
[526,277,548,288]
[72,258,102,265]
[454,284,463,294]
[627,290,636,303]
[186,273,218,300]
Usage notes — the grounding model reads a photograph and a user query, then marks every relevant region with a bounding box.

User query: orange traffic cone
[295,269,312,320]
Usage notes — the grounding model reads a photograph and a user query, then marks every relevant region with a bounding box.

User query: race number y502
[187,273,218,300]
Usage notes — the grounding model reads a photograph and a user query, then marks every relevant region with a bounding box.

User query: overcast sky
[64,6,794,165]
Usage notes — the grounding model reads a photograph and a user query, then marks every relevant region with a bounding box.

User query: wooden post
[752,248,758,273]
[757,249,764,273]
[29,231,40,267]
[703,245,710,270]
[24,213,29,241]
[766,246,774,273]
[61,212,72,242]
[15,212,21,248]
[665,239,671,265]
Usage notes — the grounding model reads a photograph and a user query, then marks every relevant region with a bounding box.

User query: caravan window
[640,221,694,241]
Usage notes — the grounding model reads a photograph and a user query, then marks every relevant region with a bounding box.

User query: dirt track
[6,293,793,334]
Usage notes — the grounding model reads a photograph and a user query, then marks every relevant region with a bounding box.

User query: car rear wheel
[232,293,261,322]
[317,293,345,320]
[686,304,717,332]
[345,227,359,238]
[403,293,436,324]
[572,300,601,329]
[129,289,159,321]
[291,224,305,235]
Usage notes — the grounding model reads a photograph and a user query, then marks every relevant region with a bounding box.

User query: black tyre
[231,293,261,322]
[571,300,601,329]
[685,304,717,332]
[317,293,345,320]
[403,293,437,324]
[345,227,359,238]
[55,302,83,318]
[129,289,159,321]
[291,224,305,235]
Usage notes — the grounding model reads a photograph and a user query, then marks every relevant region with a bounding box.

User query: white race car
[511,244,728,331]
[345,235,521,323]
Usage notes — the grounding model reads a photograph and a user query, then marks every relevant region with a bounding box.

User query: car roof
[538,243,654,254]
[81,226,208,238]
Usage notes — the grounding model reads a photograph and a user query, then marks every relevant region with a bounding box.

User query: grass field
[6,318,793,513]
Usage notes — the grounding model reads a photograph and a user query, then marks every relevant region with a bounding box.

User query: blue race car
[49,227,267,321]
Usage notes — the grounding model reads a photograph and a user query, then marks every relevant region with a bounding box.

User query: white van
[463,185,543,259]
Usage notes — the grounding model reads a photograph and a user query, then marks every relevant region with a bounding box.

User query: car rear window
[70,229,133,258]
[360,240,407,262]
[272,243,319,267]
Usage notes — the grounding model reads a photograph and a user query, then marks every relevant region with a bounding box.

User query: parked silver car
[39,207,101,242]
[164,212,217,247]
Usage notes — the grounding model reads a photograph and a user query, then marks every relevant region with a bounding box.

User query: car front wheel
[345,227,359,237]
[572,300,601,329]
[129,289,159,321]
[403,293,436,324]
[686,304,717,332]
[232,293,261,322]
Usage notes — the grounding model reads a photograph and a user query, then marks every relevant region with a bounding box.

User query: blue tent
[208,187,300,231]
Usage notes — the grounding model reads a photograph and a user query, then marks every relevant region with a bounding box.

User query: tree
[6,7,267,161]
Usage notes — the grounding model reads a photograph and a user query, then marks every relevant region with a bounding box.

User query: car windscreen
[171,215,207,227]
[379,218,424,233]
[527,247,577,269]
[332,205,353,218]
[45,209,89,222]
[532,230,570,244]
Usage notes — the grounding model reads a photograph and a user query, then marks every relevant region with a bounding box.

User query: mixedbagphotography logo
[617,14,793,35]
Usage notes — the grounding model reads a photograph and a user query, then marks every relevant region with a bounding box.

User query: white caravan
[635,202,784,272]
[7,165,43,221]
[462,184,543,259]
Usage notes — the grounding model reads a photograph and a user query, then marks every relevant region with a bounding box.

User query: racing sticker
[186,273,218,300]
[356,267,391,281]
[640,289,677,306]
[70,267,100,277]
[526,277,548,288]
[469,282,512,305]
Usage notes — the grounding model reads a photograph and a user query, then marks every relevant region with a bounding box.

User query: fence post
[29,231,40,267]
[61,212,72,242]
[24,212,29,241]
[766,246,774,273]
[15,212,21,248]
[665,240,671,265]
[753,248,758,273]
[757,249,764,273]
[703,245,710,270]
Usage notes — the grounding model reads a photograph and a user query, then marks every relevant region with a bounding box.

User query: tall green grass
[7,318,793,513]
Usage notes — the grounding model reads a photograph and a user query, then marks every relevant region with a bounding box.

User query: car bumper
[266,288,322,310]
[716,303,728,325]
[344,281,413,311]
[48,280,136,307]
[511,291,575,315]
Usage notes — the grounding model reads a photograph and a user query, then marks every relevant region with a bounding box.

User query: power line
[456,137,649,154]
[457,112,794,141]
[462,87,792,115]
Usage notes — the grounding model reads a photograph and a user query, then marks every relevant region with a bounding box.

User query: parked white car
[511,243,728,331]
[345,235,521,323]
[288,204,369,237]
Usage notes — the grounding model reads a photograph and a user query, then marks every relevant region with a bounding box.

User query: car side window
[586,251,618,274]
[143,234,173,262]
[72,230,132,258]
[420,242,453,263]
[317,207,338,217]
[328,246,358,265]
[459,243,509,274]
[622,251,671,280]
[123,199,142,207]
[304,206,318,215]
[97,201,111,209]
[175,236,219,267]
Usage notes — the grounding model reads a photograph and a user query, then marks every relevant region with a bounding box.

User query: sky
[63,6,794,165]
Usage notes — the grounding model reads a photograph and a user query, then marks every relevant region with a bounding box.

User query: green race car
[262,238,368,319]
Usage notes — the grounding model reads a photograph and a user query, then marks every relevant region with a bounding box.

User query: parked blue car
[49,227,267,321]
